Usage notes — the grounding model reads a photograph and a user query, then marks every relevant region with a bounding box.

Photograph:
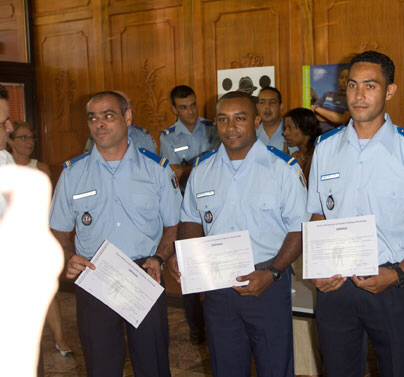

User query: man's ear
[386,83,397,102]
[255,115,261,130]
[171,104,178,117]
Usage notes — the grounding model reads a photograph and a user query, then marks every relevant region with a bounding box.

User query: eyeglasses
[14,135,36,142]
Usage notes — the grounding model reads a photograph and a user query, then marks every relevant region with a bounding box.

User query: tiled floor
[41,277,379,377]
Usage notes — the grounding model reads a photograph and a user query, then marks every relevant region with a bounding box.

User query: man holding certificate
[175,91,309,377]
[49,91,182,377]
[307,51,404,377]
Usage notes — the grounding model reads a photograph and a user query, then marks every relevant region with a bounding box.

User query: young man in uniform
[175,91,309,376]
[308,51,404,377]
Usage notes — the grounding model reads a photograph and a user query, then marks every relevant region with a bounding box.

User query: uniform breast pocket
[130,193,160,225]
[247,194,279,228]
[374,184,404,227]
[196,196,221,231]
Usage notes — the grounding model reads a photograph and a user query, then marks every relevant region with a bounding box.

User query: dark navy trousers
[75,285,171,377]
[204,270,294,377]
[316,278,404,377]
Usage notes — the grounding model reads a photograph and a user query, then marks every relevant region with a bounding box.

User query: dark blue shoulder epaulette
[133,125,150,134]
[201,119,214,126]
[396,126,404,137]
[193,149,218,167]
[139,148,168,168]
[315,126,345,145]
[63,152,89,168]
[161,126,175,136]
[267,146,297,166]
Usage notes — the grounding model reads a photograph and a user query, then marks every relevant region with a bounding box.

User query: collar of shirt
[87,139,138,171]
[174,117,203,137]
[215,138,268,173]
[339,113,395,155]
[256,119,284,142]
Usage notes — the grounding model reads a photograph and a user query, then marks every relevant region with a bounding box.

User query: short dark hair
[0,84,9,100]
[88,91,128,115]
[350,51,395,85]
[284,108,321,145]
[218,91,257,116]
[170,85,196,106]
[258,86,282,104]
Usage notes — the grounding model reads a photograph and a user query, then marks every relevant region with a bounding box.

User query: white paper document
[175,230,255,294]
[75,240,164,328]
[303,215,379,279]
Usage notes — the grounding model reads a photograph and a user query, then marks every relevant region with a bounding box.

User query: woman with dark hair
[283,108,322,181]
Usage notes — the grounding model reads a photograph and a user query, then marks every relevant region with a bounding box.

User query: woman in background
[8,121,72,357]
[283,108,322,181]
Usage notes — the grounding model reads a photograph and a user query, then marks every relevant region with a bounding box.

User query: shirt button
[359,161,363,165]
[231,226,234,230]
[117,222,120,227]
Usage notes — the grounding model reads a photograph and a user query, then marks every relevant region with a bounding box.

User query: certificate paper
[303,215,379,279]
[175,230,255,294]
[75,240,163,328]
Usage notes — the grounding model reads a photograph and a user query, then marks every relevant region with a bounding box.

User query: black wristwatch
[267,265,282,281]
[151,255,165,270]
[385,262,404,287]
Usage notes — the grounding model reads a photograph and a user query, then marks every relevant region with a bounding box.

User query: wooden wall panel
[34,19,99,183]
[0,0,27,62]
[199,0,297,119]
[313,0,404,126]
[33,0,91,15]
[110,5,186,145]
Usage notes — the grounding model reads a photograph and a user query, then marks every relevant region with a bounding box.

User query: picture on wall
[217,66,275,101]
[302,63,350,133]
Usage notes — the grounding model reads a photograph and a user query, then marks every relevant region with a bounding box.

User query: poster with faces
[217,66,275,100]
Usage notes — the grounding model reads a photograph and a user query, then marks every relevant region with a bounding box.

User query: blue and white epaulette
[63,152,89,168]
[193,149,218,167]
[267,146,297,166]
[397,126,404,137]
[161,126,175,136]
[201,119,214,126]
[315,126,345,145]
[139,148,168,168]
[133,125,150,134]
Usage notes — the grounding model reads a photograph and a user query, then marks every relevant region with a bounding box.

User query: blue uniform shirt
[160,117,218,164]
[84,124,156,153]
[256,120,298,154]
[50,141,182,260]
[307,113,404,265]
[181,139,309,264]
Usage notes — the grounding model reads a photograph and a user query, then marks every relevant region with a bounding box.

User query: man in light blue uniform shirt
[256,86,297,155]
[172,91,309,377]
[84,90,156,153]
[160,85,218,344]
[50,91,182,377]
[160,85,218,187]
[307,51,404,377]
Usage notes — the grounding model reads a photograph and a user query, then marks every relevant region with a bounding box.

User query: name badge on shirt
[196,190,215,198]
[73,190,97,200]
[174,145,189,153]
[321,173,340,181]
